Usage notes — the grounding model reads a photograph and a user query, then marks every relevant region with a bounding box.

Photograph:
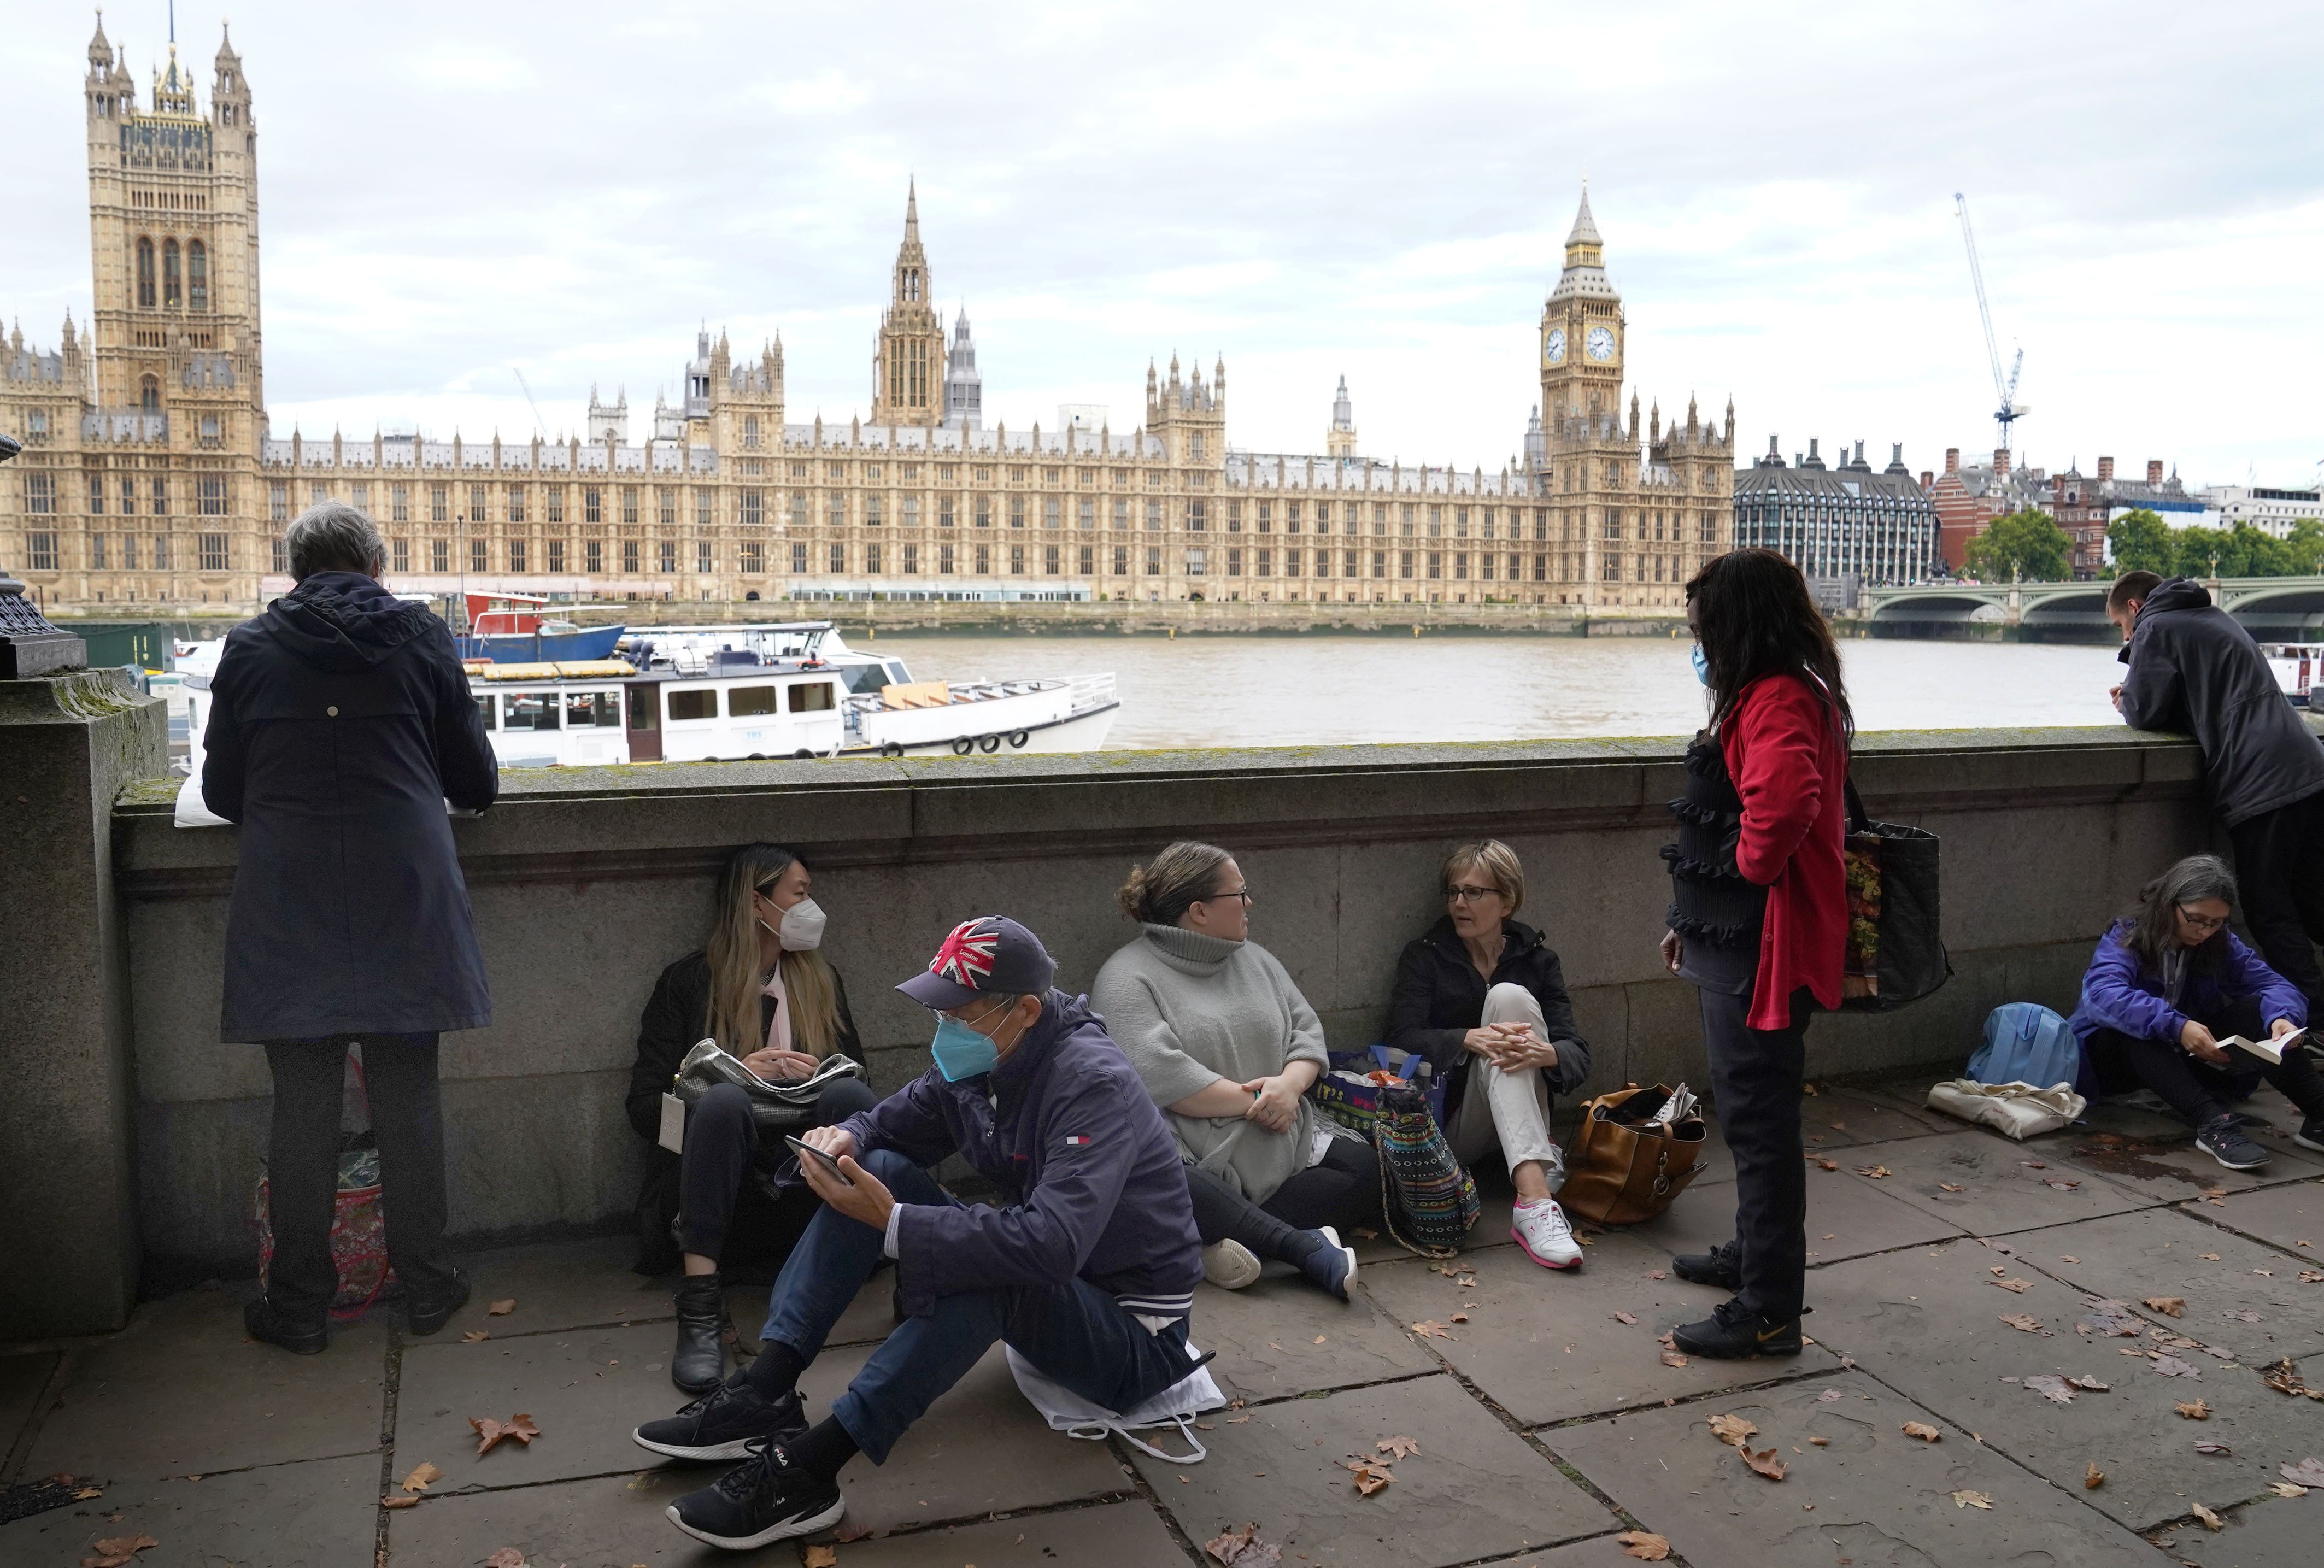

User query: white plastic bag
[1005,1342,1224,1464]
[1924,1078,2086,1141]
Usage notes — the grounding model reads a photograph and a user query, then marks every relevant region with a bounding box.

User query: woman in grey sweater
[1092,842,1376,1299]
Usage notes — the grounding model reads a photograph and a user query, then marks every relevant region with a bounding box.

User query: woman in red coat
[1657,549,1850,1358]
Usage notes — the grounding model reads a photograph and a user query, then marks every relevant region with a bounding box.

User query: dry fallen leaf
[2190,1502,2224,1532]
[1991,1277,2033,1294]
[1857,1165,1891,1178]
[2175,1399,2211,1420]
[2282,1457,2324,1488]
[1815,1389,1845,1402]
[1409,1320,1452,1340]
[1950,1489,1993,1510]
[379,1495,418,1510]
[470,1412,543,1455]
[2194,1442,2232,1455]
[461,1330,490,1343]
[1901,1420,1944,1440]
[2044,1179,2081,1191]
[1815,1158,1839,1171]
[802,1546,838,1568]
[483,1553,525,1568]
[1205,1524,1283,1567]
[1939,1182,1965,1192]
[2084,1461,2104,1489]
[2272,1482,2310,1499]
[1707,1413,1758,1448]
[400,1461,441,1495]
[1659,1348,1689,1368]
[2149,1354,2201,1379]
[1740,1445,1787,1481]
[834,1521,875,1542]
[1376,1434,1421,1460]
[2300,1270,2324,1284]
[2060,1255,2080,1264]
[2198,1253,2221,1261]
[486,1298,515,1316]
[2262,1358,2322,1399]
[1339,1458,1395,1496]
[1613,1311,1638,1325]
[80,1535,161,1568]
[2143,1296,2185,1318]
[1449,1313,1469,1324]
[1616,1530,1672,1561]
[1809,1436,1830,1446]
[2022,1375,2077,1406]
[1998,1313,2046,1334]
[70,1487,103,1501]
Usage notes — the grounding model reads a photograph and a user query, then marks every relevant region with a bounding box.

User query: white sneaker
[1202,1239,1263,1290]
[1511,1198,1582,1270]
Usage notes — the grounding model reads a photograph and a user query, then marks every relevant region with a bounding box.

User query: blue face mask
[1691,643,1711,686]
[930,1008,1005,1081]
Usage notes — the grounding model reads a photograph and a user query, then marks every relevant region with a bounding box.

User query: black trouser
[679,1078,881,1263]
[1698,986,1814,1323]
[263,1033,454,1316]
[2227,789,2324,1013]
[2084,994,2324,1129]
[1183,1136,1381,1264]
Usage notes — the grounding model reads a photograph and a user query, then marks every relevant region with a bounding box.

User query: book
[2220,1028,2305,1066]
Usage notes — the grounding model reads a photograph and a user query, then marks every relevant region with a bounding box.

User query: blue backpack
[1968,1003,2080,1088]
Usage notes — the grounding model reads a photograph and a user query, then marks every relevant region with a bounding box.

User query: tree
[1964,507,2073,582]
[2105,508,2175,575]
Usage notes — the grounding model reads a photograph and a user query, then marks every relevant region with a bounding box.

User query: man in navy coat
[203,502,497,1352]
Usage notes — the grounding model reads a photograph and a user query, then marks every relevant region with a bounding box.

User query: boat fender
[978,733,1002,754]
[879,742,906,759]
[793,748,815,760]
[952,737,975,756]
[1008,730,1030,749]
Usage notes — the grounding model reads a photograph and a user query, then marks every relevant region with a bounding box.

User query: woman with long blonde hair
[625,843,876,1394]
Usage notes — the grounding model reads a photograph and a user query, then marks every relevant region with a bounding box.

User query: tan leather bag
[1558,1083,1706,1225]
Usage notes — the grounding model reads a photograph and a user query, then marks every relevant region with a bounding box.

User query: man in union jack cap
[636,914,1205,1551]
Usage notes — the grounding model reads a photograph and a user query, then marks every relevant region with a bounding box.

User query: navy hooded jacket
[202,571,498,1041]
[839,989,1204,1322]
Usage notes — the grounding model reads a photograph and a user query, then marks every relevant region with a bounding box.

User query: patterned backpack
[1372,1082,1480,1258]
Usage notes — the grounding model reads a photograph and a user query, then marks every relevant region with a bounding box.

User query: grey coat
[2117,577,2324,827]
[202,572,498,1041]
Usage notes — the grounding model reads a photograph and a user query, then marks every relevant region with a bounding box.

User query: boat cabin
[470,658,846,766]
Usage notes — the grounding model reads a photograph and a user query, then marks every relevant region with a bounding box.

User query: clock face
[1544,328,1566,365]
[1586,326,1616,362]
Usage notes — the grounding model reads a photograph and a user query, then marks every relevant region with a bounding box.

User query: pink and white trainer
[1511,1197,1582,1270]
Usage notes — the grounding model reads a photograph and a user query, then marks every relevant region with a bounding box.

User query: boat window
[476,694,497,730]
[840,664,889,695]
[883,660,912,685]
[565,690,618,728]
[667,688,717,722]
[788,682,836,714]
[502,692,559,731]
[628,687,659,731]
[729,685,778,717]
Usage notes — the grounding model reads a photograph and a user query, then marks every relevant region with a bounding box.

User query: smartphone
[784,1134,854,1187]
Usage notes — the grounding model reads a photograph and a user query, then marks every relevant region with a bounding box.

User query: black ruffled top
[1661,731,1769,949]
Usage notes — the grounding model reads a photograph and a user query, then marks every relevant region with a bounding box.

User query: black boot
[672,1271,727,1396]
[245,1295,327,1355]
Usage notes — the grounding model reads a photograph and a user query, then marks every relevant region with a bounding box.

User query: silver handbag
[671,1038,865,1136]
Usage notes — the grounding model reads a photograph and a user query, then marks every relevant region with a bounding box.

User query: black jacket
[622,949,864,1144]
[1385,916,1592,1124]
[2118,577,2324,827]
[203,572,497,1041]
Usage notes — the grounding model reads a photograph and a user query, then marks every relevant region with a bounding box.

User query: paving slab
[796,1342,1130,1534]
[396,1321,678,1490]
[2183,1178,2324,1258]
[2018,1207,2324,1363]
[1191,1276,1440,1403]
[384,1468,724,1567]
[1363,1232,1840,1425]
[819,1498,1192,1567]
[726,1269,898,1355]
[1810,1087,1955,1147]
[1810,1237,2320,1531]
[0,1453,378,1568]
[1828,1129,2156,1237]
[432,1235,674,1339]
[1616,1155,1965,1268]
[24,1285,388,1481]
[2169,1489,2320,1567]
[2223,1082,2311,1140]
[0,1350,57,1450]
[1471,1538,1668,1568]
[1131,1372,1608,1568]
[1551,1370,2156,1567]
[2052,1124,2324,1197]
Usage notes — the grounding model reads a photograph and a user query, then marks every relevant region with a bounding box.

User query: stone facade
[1733,437,1941,586]
[1,25,1731,617]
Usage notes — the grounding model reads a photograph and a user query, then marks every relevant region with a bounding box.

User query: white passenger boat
[2262,643,2321,708]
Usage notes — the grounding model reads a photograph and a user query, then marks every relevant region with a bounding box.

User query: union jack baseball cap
[896,915,1058,1010]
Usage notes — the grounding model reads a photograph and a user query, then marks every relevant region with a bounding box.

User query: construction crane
[1954,192,2029,453]
[510,367,551,441]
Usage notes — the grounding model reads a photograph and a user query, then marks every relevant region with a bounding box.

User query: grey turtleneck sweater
[1091,923,1336,1204]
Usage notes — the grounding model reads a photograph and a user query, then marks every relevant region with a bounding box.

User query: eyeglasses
[1445,884,1502,904]
[1200,888,1254,907]
[2176,906,2228,933]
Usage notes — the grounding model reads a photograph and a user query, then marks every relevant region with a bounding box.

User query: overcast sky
[5,1,2318,490]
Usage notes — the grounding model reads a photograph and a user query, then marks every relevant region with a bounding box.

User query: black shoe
[666,1437,844,1551]
[672,1272,727,1395]
[245,1295,327,1355]
[2195,1114,2270,1171]
[1670,1297,1804,1360]
[2295,1115,2324,1155]
[635,1377,808,1463]
[404,1269,470,1337]
[1672,1240,1742,1291]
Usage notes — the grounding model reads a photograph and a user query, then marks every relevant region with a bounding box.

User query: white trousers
[1444,982,1565,1187]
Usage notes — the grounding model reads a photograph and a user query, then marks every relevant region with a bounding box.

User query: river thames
[874,634,2132,750]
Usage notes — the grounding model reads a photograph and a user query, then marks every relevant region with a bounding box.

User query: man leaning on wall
[202,502,500,1353]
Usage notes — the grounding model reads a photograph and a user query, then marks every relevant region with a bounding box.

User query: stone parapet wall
[109,727,2209,1285]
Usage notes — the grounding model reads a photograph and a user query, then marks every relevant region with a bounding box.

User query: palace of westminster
[2,20,1736,619]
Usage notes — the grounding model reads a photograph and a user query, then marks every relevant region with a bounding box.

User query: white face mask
[768,896,826,952]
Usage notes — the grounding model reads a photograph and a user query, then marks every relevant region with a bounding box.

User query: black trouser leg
[2088,997,2270,1129]
[359,1032,456,1298]
[1700,986,1812,1323]
[679,1084,760,1260]
[1183,1165,1322,1265]
[1261,1137,1382,1235]
[261,1038,352,1316]
[2228,792,2324,1013]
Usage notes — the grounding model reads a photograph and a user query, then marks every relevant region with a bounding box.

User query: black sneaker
[666,1437,844,1551]
[634,1377,808,1462]
[404,1269,470,1337]
[244,1295,327,1355]
[1672,1240,1742,1291]
[2195,1115,2270,1171]
[2295,1115,2324,1155]
[1670,1297,1804,1360]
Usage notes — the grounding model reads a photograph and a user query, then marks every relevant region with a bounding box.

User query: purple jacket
[2067,920,2307,1046]
[840,989,1202,1322]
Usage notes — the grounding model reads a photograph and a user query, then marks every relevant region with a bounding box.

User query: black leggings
[2086,996,2324,1129]
[1183,1136,1381,1265]
[680,1078,881,1265]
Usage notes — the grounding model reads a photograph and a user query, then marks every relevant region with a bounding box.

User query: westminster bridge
[1860,575,2324,641]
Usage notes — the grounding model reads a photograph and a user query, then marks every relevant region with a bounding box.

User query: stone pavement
[5,1077,2322,1568]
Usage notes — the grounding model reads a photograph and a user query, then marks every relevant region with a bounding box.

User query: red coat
[1721,672,1850,1030]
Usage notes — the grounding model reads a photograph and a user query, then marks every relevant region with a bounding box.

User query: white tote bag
[1004,1343,1225,1464]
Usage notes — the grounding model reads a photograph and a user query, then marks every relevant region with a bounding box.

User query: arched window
[136,238,156,308]
[140,374,160,413]
[743,414,760,448]
[163,239,182,309]
[188,241,208,312]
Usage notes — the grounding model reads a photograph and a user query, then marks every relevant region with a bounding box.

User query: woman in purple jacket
[2070,854,2324,1170]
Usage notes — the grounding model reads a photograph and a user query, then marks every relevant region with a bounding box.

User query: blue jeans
[759,1148,1195,1464]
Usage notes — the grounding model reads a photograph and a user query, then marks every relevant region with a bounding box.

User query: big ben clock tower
[1540,185,1622,424]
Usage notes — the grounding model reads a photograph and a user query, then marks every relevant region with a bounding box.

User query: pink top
[760,963,793,1056]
